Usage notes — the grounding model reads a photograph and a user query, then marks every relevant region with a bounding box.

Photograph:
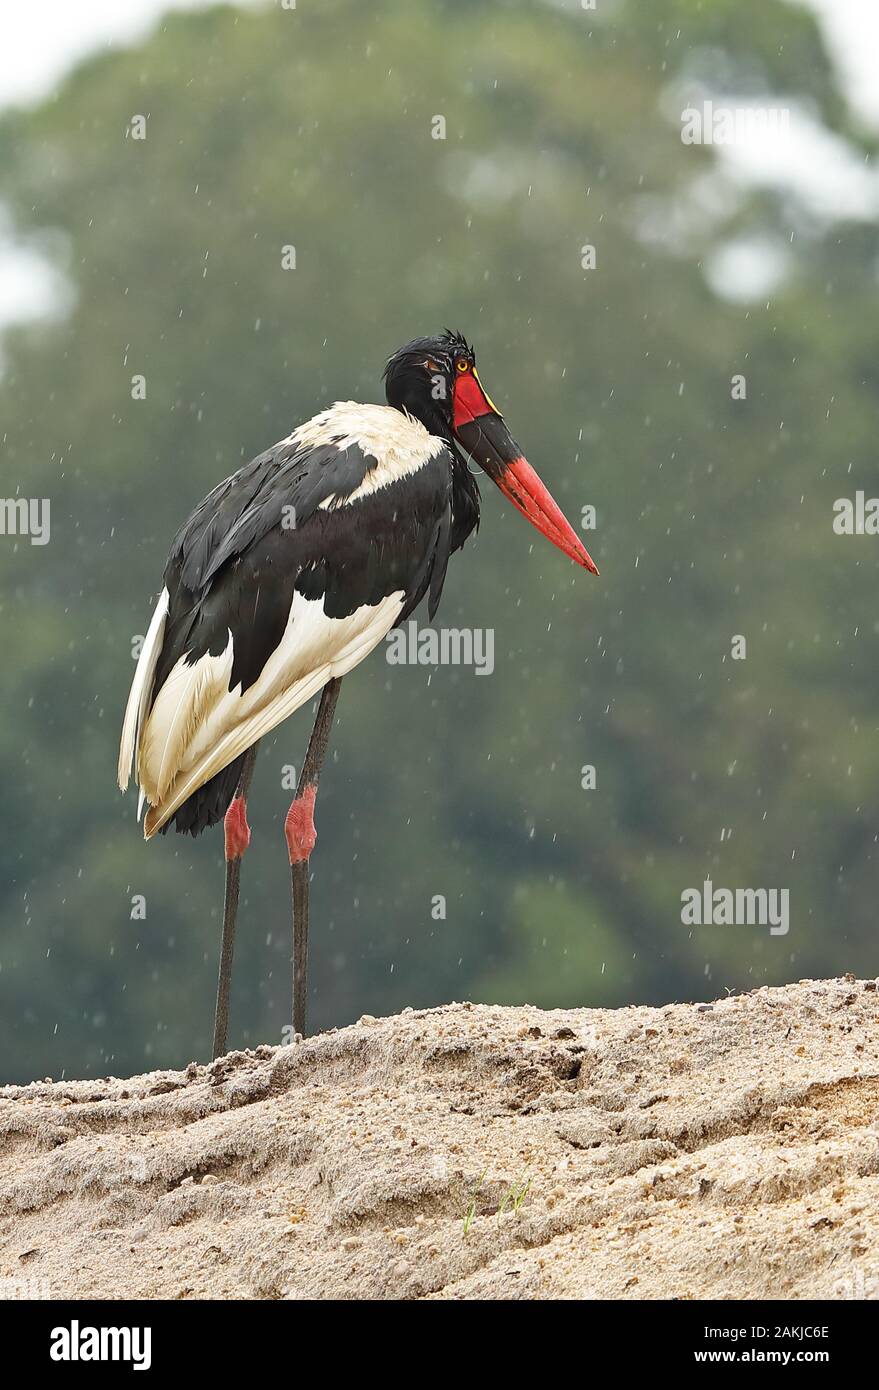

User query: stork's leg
[212,742,259,1060]
[285,677,342,1038]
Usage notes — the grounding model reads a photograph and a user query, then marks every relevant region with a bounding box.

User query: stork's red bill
[451,362,599,575]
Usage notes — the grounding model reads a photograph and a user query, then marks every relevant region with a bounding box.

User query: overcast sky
[0,0,258,110]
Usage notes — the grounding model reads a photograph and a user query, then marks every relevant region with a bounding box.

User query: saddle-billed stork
[118,331,598,1058]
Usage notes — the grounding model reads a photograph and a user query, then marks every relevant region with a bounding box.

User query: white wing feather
[140,590,404,838]
[117,588,169,791]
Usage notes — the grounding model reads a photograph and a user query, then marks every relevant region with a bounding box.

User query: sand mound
[2,978,879,1300]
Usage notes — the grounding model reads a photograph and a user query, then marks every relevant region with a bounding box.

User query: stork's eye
[455,359,469,373]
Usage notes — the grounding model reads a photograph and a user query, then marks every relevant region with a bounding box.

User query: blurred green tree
[0,0,877,1081]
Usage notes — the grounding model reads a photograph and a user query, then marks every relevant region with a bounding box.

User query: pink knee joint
[224,796,251,862]
[285,783,318,865]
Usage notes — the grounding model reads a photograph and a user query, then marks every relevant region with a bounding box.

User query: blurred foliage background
[0,0,877,1082]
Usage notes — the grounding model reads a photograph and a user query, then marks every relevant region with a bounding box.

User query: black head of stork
[384,329,598,575]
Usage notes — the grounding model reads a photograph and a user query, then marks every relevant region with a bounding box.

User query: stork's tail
[145,753,246,838]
